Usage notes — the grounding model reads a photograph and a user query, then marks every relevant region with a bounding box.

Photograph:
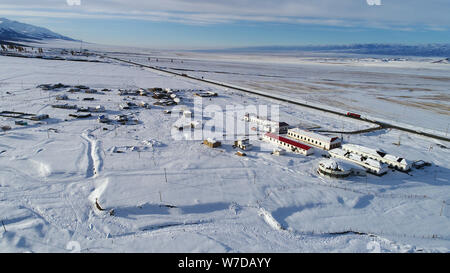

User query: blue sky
[1,0,450,49]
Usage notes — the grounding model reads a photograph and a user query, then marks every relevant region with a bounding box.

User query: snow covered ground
[106,50,450,135]
[0,50,449,253]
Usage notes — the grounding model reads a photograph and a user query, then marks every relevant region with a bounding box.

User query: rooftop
[342,144,409,166]
[289,128,339,143]
[265,132,312,151]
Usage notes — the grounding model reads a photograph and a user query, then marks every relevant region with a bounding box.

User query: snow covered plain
[111,51,450,136]
[0,52,449,253]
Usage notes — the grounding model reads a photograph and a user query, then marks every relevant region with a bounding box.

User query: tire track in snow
[81,133,103,178]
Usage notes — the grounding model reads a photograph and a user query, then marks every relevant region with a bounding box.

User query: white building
[183,110,193,118]
[341,144,411,171]
[263,132,314,156]
[88,105,105,112]
[329,148,389,175]
[287,128,341,150]
[194,91,218,97]
[272,148,286,156]
[318,158,366,178]
[244,113,289,134]
[55,94,68,101]
[138,101,151,109]
[234,138,253,151]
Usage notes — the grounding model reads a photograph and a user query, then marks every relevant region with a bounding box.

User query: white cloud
[0,0,449,29]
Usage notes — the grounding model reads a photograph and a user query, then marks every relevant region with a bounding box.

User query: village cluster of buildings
[327,144,411,175]
[3,81,421,181]
[242,113,341,154]
[238,112,414,178]
[151,88,181,106]
[32,84,221,133]
[43,84,186,124]
[328,148,389,176]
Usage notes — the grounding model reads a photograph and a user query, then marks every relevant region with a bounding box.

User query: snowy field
[106,50,450,135]
[0,52,449,253]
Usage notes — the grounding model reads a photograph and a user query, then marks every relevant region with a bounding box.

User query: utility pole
[164,168,168,183]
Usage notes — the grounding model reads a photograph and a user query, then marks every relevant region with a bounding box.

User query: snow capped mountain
[432,57,450,64]
[0,17,76,42]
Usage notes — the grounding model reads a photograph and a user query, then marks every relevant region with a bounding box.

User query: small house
[69,113,92,119]
[234,138,253,151]
[56,94,68,100]
[138,101,151,109]
[194,91,218,97]
[88,105,105,112]
[138,89,148,96]
[98,115,110,123]
[68,88,81,93]
[52,104,77,110]
[15,120,28,126]
[203,138,221,148]
[271,148,286,156]
[119,102,137,110]
[31,114,49,121]
[183,110,192,118]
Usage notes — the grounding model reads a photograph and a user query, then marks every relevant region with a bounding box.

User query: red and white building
[263,132,314,156]
[287,128,341,150]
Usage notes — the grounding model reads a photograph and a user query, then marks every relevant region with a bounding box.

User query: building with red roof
[263,132,314,156]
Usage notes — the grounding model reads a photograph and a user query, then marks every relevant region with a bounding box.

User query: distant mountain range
[0,17,76,44]
[199,44,450,57]
[0,17,448,58]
